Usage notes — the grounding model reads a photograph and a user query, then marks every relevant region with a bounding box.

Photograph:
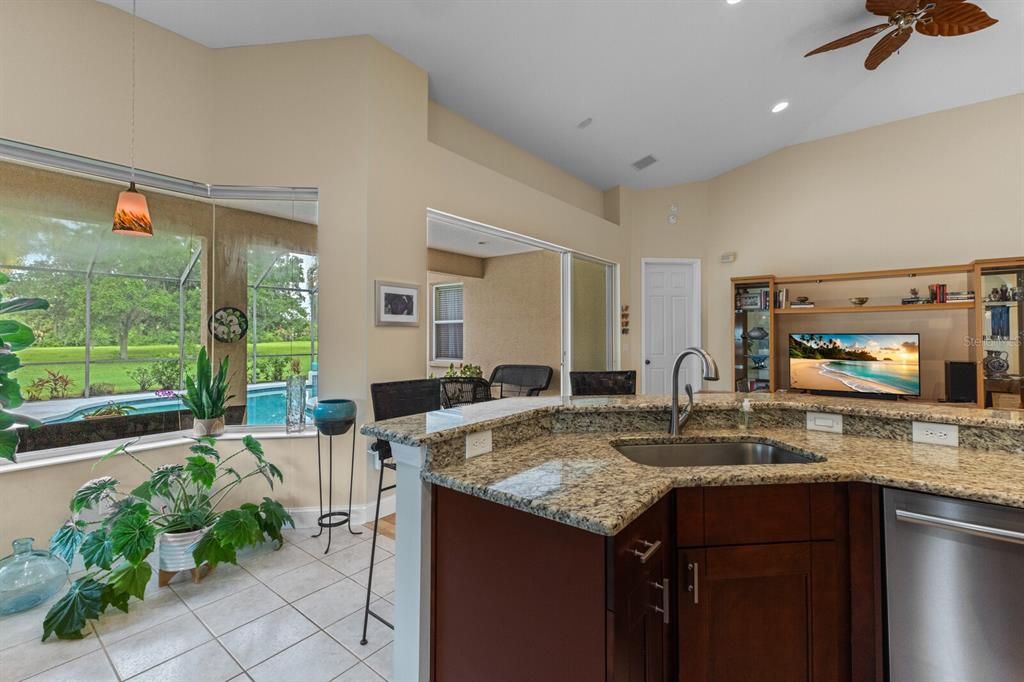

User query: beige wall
[428,101,606,220]
[625,94,1024,392]
[0,1,629,540]
[429,250,561,392]
[427,248,484,278]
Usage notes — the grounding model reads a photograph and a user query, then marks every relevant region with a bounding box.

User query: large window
[0,150,318,452]
[433,283,464,361]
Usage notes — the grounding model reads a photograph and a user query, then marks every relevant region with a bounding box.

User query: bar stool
[360,378,441,646]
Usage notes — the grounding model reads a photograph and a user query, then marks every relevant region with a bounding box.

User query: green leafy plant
[255,356,288,382]
[126,365,155,391]
[28,369,75,399]
[0,272,48,461]
[150,359,180,390]
[444,362,483,378]
[83,402,137,419]
[89,382,117,396]
[180,347,232,419]
[45,435,292,640]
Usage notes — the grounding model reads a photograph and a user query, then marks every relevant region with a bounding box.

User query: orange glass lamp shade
[112,182,153,236]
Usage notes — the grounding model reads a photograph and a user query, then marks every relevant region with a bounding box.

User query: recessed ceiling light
[477,241,487,245]
[771,101,790,113]
[727,0,742,5]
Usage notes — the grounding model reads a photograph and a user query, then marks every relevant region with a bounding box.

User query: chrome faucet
[670,347,720,436]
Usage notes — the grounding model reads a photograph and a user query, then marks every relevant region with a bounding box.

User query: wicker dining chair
[569,370,637,396]
[361,378,440,645]
[439,377,493,408]
[488,364,554,398]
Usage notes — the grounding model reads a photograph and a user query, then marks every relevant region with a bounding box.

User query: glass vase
[286,374,307,433]
[0,538,69,615]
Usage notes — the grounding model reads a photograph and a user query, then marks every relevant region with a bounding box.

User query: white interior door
[643,260,700,394]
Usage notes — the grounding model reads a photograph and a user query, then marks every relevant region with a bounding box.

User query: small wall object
[375,280,420,327]
[208,306,248,343]
[621,305,630,335]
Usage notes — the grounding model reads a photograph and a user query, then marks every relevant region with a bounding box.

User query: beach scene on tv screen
[789,333,920,395]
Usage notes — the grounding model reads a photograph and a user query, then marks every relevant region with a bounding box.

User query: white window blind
[433,283,463,360]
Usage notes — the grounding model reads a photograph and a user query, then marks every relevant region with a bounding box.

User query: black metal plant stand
[312,416,361,553]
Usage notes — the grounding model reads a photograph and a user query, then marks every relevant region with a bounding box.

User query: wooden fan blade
[866,0,920,18]
[865,28,913,69]
[805,23,891,57]
[916,1,997,37]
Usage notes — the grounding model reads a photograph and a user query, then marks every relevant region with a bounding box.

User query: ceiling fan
[805,0,998,70]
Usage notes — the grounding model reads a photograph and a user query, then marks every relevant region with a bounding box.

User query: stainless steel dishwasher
[884,488,1024,682]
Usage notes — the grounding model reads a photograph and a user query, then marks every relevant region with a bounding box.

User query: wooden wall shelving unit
[732,258,1024,409]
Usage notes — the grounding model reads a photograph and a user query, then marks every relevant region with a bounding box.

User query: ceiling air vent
[632,155,658,171]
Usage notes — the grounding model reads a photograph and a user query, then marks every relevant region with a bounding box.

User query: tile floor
[0,525,397,682]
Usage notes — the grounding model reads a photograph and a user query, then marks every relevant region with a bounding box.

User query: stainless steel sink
[612,440,818,467]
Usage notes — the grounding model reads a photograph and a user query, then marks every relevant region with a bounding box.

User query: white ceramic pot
[158,528,207,572]
[193,416,225,438]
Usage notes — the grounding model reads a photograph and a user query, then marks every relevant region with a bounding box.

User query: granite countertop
[423,426,1024,536]
[360,393,1024,447]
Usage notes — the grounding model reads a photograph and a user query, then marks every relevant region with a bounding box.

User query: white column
[391,442,431,682]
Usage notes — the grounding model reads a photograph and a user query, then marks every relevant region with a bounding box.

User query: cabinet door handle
[631,539,662,564]
[649,579,670,624]
[687,561,700,605]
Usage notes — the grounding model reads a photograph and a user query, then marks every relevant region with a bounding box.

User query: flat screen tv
[788,333,920,397]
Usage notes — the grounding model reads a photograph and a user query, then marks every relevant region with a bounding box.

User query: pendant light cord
[130,0,137,183]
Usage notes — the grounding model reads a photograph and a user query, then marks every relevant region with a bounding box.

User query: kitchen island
[361,393,1024,681]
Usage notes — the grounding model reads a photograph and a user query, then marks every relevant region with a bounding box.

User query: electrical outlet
[912,422,959,447]
[806,412,843,434]
[465,430,493,458]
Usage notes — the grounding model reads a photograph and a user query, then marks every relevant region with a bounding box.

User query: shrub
[89,382,117,396]
[255,356,288,382]
[445,362,483,378]
[126,366,155,391]
[150,359,180,390]
[28,369,75,400]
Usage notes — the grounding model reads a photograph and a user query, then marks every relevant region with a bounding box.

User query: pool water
[44,385,312,426]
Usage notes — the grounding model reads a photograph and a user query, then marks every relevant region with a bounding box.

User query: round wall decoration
[208,306,248,343]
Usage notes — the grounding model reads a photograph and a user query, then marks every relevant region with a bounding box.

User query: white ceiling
[99,0,1024,189]
[427,216,539,259]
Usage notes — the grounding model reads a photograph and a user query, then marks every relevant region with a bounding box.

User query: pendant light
[112,0,152,236]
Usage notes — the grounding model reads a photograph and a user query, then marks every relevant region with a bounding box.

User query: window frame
[431,282,464,362]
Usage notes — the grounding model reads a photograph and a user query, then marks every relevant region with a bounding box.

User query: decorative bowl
[794,296,809,304]
[747,327,769,340]
[849,297,869,306]
[750,355,769,370]
[313,398,356,436]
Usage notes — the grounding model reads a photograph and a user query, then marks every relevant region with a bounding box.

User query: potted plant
[83,402,137,420]
[181,347,232,437]
[44,434,292,641]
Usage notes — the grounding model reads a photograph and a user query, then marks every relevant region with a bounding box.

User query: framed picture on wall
[375,280,420,326]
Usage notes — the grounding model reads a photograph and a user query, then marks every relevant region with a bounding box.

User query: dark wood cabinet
[432,483,879,682]
[675,484,850,682]
[608,495,671,682]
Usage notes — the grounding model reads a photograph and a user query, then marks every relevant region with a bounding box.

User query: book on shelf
[789,302,815,308]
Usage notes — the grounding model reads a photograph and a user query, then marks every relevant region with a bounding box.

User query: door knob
[645,360,651,365]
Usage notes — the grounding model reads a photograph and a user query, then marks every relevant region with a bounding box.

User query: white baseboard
[287,493,396,529]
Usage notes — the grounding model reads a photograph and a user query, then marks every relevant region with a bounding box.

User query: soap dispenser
[738,398,752,429]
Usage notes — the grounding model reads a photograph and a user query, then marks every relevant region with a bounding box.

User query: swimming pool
[42,384,312,425]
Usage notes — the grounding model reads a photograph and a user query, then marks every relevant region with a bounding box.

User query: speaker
[945,361,977,403]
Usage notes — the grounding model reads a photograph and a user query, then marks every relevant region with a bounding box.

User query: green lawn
[16,341,315,399]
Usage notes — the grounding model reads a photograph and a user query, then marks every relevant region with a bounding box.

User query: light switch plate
[912,421,959,447]
[806,412,843,434]
[465,430,493,458]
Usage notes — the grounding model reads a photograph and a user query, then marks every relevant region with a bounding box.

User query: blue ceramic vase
[314,398,356,436]
[0,538,69,615]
